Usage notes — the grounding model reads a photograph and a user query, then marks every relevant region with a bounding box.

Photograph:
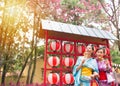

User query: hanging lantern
[47,73,60,85]
[105,47,110,55]
[77,44,86,54]
[62,73,74,85]
[50,40,61,52]
[62,57,74,67]
[64,42,74,53]
[48,56,60,67]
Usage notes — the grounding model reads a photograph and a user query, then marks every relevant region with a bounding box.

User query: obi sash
[81,66,92,76]
[99,71,107,80]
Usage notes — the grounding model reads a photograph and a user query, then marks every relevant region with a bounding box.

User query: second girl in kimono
[96,47,112,86]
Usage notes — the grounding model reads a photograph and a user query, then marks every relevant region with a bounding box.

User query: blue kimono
[73,56,99,86]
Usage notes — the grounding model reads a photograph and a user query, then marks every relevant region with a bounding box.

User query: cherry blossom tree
[50,0,104,25]
[48,0,119,50]
[98,0,120,51]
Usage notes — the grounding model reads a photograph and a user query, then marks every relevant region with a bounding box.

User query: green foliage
[37,45,45,58]
[0,0,43,84]
[61,0,80,8]
[14,57,24,71]
[90,0,98,4]
[111,49,120,64]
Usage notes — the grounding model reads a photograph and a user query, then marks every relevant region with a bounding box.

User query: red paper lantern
[105,47,110,55]
[62,73,74,84]
[50,40,61,52]
[48,56,60,67]
[62,57,74,67]
[77,44,86,54]
[64,43,74,53]
[47,73,60,85]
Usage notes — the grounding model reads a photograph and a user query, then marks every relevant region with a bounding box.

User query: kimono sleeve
[93,59,99,73]
[73,56,83,86]
[73,56,82,76]
[105,59,111,72]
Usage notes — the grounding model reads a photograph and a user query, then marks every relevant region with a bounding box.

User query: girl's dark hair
[96,47,105,53]
[87,44,95,57]
[88,44,94,51]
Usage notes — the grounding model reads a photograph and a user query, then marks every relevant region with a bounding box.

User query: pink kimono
[97,59,111,86]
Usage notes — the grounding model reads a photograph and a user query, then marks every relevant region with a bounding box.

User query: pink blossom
[51,0,61,3]
[70,10,75,14]
[90,5,96,11]
[83,0,90,6]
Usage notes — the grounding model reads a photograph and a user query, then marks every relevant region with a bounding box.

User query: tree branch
[98,0,112,17]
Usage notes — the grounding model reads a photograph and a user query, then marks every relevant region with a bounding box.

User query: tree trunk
[26,55,33,84]
[1,55,8,86]
[30,47,37,83]
[1,64,6,86]
[30,57,36,83]
[116,27,120,51]
[16,50,33,84]
[29,10,38,83]
[118,40,120,51]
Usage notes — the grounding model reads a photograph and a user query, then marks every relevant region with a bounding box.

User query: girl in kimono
[73,44,99,86]
[96,47,111,86]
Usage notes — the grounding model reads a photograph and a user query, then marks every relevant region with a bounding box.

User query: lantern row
[49,40,110,55]
[47,73,74,85]
[50,40,85,54]
[48,56,74,67]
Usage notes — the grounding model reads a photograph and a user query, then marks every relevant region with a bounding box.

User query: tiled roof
[41,20,117,40]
